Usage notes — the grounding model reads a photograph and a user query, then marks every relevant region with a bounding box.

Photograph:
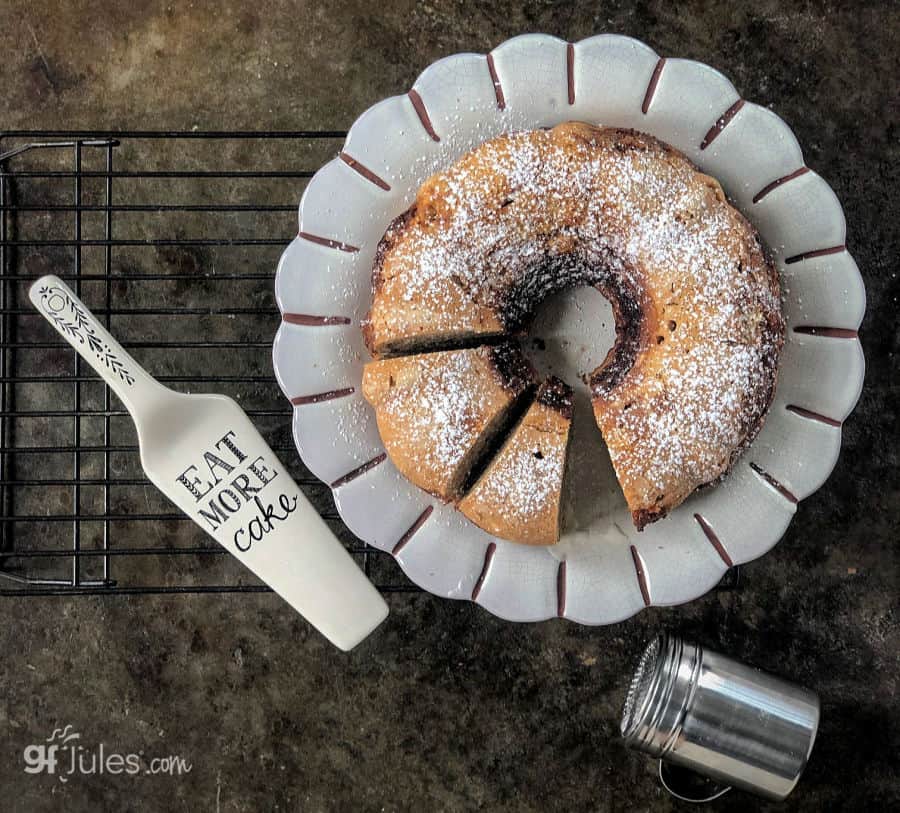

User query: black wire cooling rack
[0,130,416,597]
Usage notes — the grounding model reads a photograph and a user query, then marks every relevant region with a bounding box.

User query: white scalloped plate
[273,34,865,624]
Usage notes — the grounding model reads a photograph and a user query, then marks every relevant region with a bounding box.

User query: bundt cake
[361,123,784,535]
[459,377,573,545]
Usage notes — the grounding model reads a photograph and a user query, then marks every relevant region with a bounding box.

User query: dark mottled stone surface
[0,1,897,811]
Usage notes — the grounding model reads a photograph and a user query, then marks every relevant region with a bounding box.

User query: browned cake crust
[363,123,784,533]
[459,377,573,545]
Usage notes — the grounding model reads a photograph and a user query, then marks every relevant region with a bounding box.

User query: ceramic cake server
[30,275,388,651]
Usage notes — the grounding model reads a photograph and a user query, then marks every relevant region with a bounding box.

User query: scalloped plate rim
[272,33,865,624]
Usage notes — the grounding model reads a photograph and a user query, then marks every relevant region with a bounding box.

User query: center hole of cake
[525,285,617,394]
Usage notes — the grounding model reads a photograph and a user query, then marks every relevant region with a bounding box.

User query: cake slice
[362,209,506,357]
[361,342,534,501]
[459,377,574,545]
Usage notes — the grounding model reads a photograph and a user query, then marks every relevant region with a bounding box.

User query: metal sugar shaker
[620,634,820,802]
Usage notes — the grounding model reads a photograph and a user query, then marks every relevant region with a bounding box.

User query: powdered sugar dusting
[368,124,784,524]
[387,351,485,468]
[369,346,525,497]
[464,406,567,525]
[603,341,773,503]
[373,126,778,341]
[333,394,372,445]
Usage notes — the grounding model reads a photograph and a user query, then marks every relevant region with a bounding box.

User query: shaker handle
[658,761,731,804]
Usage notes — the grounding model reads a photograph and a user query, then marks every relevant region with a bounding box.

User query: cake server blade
[29,275,388,651]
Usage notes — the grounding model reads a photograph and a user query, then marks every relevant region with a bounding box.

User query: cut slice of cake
[362,208,507,358]
[459,377,574,545]
[361,342,535,501]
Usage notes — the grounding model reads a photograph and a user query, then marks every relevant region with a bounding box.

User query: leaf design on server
[39,284,135,386]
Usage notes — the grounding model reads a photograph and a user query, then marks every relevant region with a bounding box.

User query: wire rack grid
[0,130,417,597]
